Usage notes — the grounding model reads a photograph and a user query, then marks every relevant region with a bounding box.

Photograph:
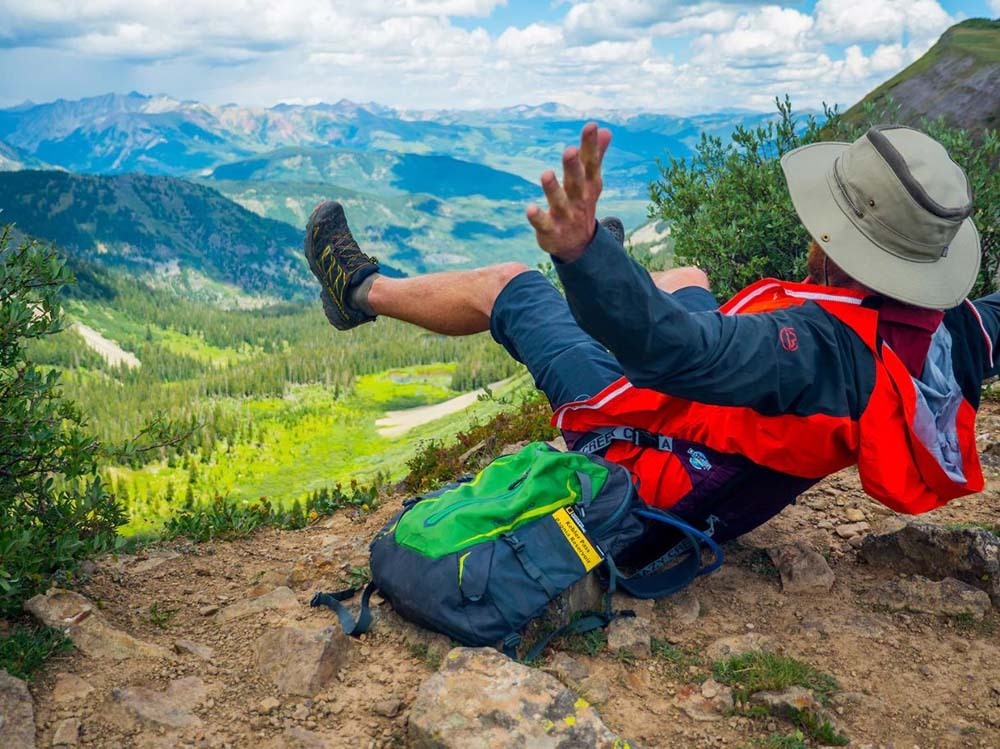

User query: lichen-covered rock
[871,575,992,619]
[255,626,349,696]
[860,521,1000,606]
[408,647,627,748]
[0,669,36,749]
[768,543,835,594]
[25,588,173,661]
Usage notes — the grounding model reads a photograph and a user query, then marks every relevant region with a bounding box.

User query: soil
[25,404,1000,748]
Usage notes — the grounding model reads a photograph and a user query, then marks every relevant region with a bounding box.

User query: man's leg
[366,263,527,336]
[367,263,623,408]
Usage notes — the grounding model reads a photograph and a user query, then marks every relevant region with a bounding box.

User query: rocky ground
[4,406,1000,748]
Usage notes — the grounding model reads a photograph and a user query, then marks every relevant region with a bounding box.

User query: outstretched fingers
[562,146,585,200]
[580,122,612,181]
[540,169,570,217]
[526,203,554,235]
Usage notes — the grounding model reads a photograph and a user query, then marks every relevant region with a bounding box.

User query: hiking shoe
[304,201,380,330]
[600,216,626,246]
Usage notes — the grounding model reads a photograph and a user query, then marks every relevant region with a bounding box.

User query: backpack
[311,440,723,659]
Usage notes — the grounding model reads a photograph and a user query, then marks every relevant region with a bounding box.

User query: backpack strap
[309,582,377,637]
[575,426,674,456]
[615,509,725,599]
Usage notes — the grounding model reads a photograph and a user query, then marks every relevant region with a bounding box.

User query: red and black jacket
[553,223,999,517]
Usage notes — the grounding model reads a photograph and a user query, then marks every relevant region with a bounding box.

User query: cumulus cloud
[0,0,963,113]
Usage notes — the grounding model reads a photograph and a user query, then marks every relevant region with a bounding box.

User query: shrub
[650,96,999,301]
[0,229,126,616]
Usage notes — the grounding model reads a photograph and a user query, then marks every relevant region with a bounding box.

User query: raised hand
[526,122,613,263]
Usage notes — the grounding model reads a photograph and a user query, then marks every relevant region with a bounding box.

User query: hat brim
[781,142,981,310]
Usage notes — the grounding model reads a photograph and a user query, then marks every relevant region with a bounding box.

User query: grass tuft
[712,651,839,704]
[0,624,73,680]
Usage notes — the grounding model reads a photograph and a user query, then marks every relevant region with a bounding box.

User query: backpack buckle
[501,533,524,552]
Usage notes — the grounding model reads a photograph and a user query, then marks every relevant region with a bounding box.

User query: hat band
[867,127,973,221]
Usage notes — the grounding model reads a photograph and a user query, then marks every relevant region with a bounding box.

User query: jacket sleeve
[969,293,1000,378]
[554,223,868,417]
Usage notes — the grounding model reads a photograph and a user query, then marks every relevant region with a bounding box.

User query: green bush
[650,96,999,301]
[0,229,127,616]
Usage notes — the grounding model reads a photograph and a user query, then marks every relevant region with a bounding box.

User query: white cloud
[813,0,952,44]
[990,0,1000,16]
[0,0,965,114]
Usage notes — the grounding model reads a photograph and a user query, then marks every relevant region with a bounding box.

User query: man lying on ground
[302,122,997,535]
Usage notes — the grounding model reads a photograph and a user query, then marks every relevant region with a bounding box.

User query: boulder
[871,576,992,619]
[767,543,835,594]
[255,626,349,696]
[860,521,1000,606]
[109,676,210,730]
[675,678,734,721]
[705,633,776,661]
[0,669,36,749]
[408,647,626,748]
[215,586,300,623]
[25,588,174,661]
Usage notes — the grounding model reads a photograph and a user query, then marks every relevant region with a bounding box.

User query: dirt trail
[21,404,1000,748]
[72,322,141,369]
[375,378,512,438]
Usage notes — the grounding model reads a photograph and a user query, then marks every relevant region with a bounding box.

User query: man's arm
[554,223,868,413]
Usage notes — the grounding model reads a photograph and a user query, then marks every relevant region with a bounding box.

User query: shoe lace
[331,232,377,274]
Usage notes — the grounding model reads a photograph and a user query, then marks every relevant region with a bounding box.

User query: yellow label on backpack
[553,507,603,571]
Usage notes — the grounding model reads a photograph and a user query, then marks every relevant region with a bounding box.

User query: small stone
[258,697,281,714]
[409,648,624,747]
[255,626,350,697]
[705,633,775,661]
[844,508,867,523]
[580,675,612,705]
[835,522,870,539]
[768,543,835,594]
[292,703,310,721]
[0,669,36,749]
[51,673,94,704]
[174,639,215,661]
[215,587,299,624]
[52,717,80,746]
[372,698,403,718]
[606,616,651,659]
[750,687,846,738]
[675,678,734,721]
[199,605,220,617]
[544,652,590,685]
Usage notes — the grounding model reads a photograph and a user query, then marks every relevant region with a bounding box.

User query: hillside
[0,170,401,301]
[206,147,536,202]
[844,18,1000,131]
[11,421,1000,747]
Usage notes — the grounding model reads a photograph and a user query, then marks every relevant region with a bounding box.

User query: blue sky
[0,1,996,113]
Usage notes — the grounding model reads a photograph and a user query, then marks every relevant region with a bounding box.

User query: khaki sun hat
[781,125,981,309]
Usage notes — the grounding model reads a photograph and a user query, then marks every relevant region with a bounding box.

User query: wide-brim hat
[781,125,980,309]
